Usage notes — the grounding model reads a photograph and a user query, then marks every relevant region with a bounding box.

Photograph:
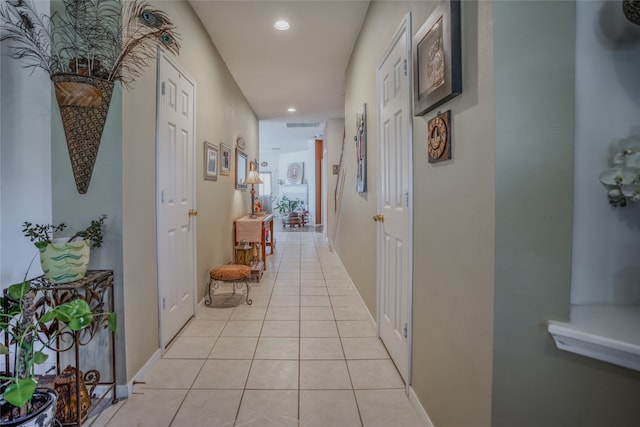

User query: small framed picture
[220,143,231,176]
[204,141,218,181]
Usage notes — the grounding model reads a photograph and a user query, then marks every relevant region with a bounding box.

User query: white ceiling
[190,0,370,153]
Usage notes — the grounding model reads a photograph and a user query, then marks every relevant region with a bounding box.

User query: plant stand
[4,271,118,426]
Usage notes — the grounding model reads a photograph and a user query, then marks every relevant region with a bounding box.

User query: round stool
[206,264,252,306]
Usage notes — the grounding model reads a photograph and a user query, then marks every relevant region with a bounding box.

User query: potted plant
[274,196,302,216]
[22,215,107,284]
[0,260,116,426]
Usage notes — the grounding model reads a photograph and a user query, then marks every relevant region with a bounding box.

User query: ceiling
[190,0,370,153]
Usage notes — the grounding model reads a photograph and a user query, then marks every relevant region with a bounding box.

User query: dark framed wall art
[413,0,462,116]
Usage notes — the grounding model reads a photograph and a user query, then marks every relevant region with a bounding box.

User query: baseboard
[126,348,162,397]
[409,386,435,427]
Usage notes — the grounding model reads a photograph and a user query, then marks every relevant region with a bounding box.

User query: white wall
[277,149,316,222]
[571,0,640,305]
[0,0,52,286]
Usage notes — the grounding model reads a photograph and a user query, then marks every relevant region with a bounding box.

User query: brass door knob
[188,209,198,217]
[372,214,384,222]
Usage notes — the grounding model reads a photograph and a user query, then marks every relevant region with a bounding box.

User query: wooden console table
[234,214,275,270]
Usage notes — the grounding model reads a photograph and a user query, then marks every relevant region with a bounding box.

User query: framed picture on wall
[204,141,218,181]
[236,148,248,189]
[413,0,462,116]
[220,143,231,176]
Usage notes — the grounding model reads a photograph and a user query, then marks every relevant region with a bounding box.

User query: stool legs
[205,277,251,306]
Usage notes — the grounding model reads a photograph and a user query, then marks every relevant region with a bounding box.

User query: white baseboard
[126,348,162,397]
[409,386,435,427]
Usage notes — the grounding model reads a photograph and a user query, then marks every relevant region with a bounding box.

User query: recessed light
[287,107,296,113]
[274,20,290,31]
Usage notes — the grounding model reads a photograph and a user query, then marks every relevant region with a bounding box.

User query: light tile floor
[96,230,422,426]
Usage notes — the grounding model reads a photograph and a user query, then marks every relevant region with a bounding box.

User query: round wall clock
[427,110,452,163]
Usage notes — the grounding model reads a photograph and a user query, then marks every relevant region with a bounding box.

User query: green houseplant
[274,196,302,216]
[0,259,116,425]
[22,214,107,284]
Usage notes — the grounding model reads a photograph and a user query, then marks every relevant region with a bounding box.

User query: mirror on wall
[236,148,248,190]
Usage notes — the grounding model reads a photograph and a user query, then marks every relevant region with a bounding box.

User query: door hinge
[162,297,166,310]
[403,59,408,76]
[404,191,409,207]
[161,81,166,95]
[161,190,165,203]
[403,323,408,338]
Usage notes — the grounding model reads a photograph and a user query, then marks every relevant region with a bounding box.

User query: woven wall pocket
[52,73,114,194]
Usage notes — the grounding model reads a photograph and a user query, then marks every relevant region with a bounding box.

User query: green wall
[492,2,640,426]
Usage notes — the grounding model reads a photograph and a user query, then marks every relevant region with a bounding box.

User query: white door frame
[155,49,197,351]
[375,12,414,388]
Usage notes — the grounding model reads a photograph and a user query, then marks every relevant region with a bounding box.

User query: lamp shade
[245,162,263,184]
[245,170,262,185]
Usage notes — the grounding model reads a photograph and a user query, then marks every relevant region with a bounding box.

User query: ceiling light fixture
[287,107,296,113]
[274,20,290,31]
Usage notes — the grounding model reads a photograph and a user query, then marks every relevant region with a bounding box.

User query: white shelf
[548,305,640,371]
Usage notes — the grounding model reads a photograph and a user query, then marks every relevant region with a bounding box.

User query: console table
[234,214,274,270]
[3,270,118,426]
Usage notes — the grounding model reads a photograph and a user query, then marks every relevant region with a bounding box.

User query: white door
[157,51,196,349]
[376,14,413,383]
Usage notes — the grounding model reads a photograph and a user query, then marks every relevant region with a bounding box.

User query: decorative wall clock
[427,110,452,163]
[236,136,246,150]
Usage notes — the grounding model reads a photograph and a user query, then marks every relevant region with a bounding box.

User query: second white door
[376,14,413,383]
[157,51,196,348]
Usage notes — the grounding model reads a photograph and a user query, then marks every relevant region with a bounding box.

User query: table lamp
[245,162,263,218]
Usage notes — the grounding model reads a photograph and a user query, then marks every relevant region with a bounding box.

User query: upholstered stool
[206,264,252,306]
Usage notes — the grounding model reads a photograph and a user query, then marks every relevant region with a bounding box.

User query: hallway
[96,230,422,426]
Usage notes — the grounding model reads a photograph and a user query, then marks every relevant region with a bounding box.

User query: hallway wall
[341,2,495,426]
[492,2,640,426]
[122,1,258,382]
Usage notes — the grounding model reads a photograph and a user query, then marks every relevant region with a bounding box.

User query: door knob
[372,214,384,222]
[188,209,198,217]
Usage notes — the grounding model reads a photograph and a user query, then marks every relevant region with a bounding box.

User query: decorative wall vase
[52,74,115,194]
[623,0,640,25]
[38,239,91,284]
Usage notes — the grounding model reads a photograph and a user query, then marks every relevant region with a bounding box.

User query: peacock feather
[0,0,180,88]
[110,1,180,86]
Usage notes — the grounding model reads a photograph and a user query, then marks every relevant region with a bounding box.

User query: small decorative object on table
[599,136,640,207]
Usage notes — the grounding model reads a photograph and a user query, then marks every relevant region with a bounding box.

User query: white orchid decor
[599,136,640,207]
